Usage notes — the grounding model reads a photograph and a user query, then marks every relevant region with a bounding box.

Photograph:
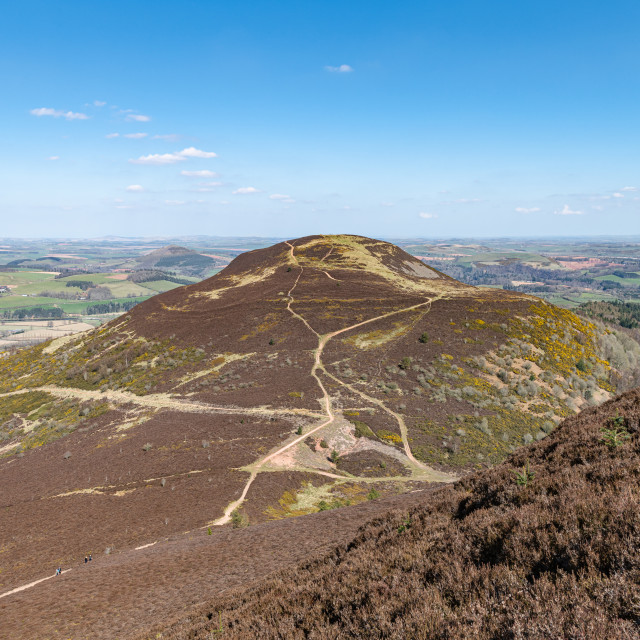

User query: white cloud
[233,187,261,195]
[123,132,148,139]
[130,153,185,165]
[269,194,291,200]
[181,170,218,177]
[48,156,59,161]
[419,212,438,219]
[515,207,541,214]
[325,64,353,73]
[621,186,638,192]
[126,114,151,122]
[105,133,120,138]
[199,181,223,187]
[129,147,217,165]
[30,107,89,120]
[93,100,106,107]
[177,146,217,159]
[613,192,624,198]
[165,200,186,205]
[555,204,584,216]
[126,184,144,192]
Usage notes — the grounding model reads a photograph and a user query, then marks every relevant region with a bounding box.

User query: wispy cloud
[419,212,438,219]
[381,202,395,207]
[126,114,151,122]
[30,107,89,120]
[178,146,217,158]
[181,170,218,177]
[165,200,186,205]
[269,193,295,202]
[612,192,624,198]
[130,153,185,165]
[555,204,584,216]
[48,156,59,161]
[105,133,120,138]
[93,100,106,107]
[621,186,638,192]
[123,132,148,139]
[325,64,353,73]
[129,147,217,165]
[126,184,144,192]
[515,207,540,214]
[233,187,261,195]
[152,134,181,141]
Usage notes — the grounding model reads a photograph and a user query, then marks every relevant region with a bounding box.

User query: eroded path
[0,385,324,419]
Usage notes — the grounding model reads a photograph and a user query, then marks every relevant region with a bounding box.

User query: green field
[595,274,640,286]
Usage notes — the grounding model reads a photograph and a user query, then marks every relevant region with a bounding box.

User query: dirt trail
[0,569,71,600]
[213,244,456,524]
[0,385,324,419]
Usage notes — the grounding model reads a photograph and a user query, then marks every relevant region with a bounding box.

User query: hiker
[89,554,92,562]
[84,556,88,564]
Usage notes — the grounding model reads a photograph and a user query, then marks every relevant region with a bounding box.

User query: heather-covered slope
[151,386,640,640]
[0,235,624,601]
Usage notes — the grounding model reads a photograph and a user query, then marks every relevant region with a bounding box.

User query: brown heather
[149,387,640,640]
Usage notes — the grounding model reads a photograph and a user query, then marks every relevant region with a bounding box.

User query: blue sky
[1,0,639,238]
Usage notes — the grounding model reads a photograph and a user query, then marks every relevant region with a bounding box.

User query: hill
[0,234,632,630]
[135,245,216,276]
[149,385,640,639]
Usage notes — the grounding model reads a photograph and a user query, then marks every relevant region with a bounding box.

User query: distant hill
[135,244,216,275]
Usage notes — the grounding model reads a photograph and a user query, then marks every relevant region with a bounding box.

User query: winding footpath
[212,241,456,524]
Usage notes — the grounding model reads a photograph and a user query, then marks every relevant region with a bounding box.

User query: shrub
[367,488,380,500]
[576,358,589,372]
[320,439,328,448]
[513,460,535,487]
[142,442,152,451]
[601,413,631,448]
[398,357,412,370]
[418,332,429,343]
[231,509,249,529]
[330,449,340,463]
